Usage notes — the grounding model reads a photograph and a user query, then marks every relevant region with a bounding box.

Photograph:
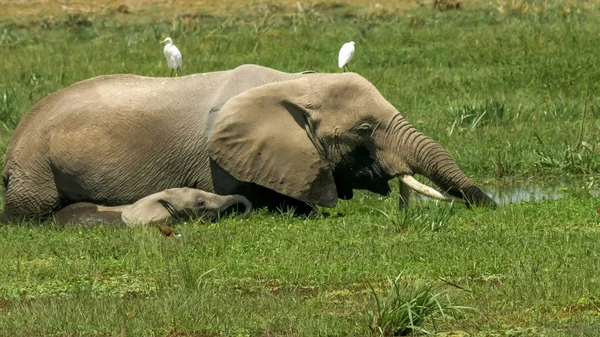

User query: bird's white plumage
[161,37,182,73]
[338,41,355,68]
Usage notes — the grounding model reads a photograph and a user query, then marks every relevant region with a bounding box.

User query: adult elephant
[1,64,496,222]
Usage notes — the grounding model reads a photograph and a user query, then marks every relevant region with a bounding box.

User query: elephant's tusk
[399,175,461,202]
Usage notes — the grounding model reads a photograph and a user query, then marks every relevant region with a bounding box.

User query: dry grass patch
[1,0,426,22]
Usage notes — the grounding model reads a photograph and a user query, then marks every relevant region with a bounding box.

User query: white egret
[160,37,182,77]
[338,41,355,72]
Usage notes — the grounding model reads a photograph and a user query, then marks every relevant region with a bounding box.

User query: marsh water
[482,179,598,205]
[409,179,599,205]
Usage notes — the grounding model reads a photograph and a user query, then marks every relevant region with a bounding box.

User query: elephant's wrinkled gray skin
[53,188,251,226]
[2,64,496,222]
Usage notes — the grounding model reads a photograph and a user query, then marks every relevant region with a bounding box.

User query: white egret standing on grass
[161,37,182,77]
[338,41,355,72]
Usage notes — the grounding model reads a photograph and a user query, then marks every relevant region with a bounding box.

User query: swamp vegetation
[0,0,599,336]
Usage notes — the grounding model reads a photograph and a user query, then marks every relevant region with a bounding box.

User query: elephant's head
[208,73,496,209]
[155,188,252,221]
[121,188,251,226]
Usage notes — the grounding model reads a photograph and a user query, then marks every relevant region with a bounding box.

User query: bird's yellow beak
[160,39,167,44]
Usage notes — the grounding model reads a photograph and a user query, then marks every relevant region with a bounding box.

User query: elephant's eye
[197,200,206,208]
[356,122,373,136]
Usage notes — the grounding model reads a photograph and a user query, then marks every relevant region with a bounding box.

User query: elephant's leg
[1,167,60,222]
[53,202,126,226]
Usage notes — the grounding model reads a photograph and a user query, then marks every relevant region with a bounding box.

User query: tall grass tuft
[533,87,600,174]
[447,99,509,136]
[366,273,470,336]
[394,206,455,233]
[0,87,21,132]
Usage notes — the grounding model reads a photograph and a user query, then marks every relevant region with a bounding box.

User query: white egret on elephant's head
[338,41,355,72]
[160,37,182,77]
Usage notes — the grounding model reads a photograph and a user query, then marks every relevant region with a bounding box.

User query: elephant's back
[9,66,297,147]
[6,74,217,159]
[3,65,305,209]
[53,202,124,225]
[45,93,212,205]
[16,71,233,124]
[210,64,303,106]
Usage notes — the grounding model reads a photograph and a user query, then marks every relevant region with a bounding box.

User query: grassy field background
[1,0,600,336]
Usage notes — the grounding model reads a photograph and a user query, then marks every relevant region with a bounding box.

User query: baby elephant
[53,188,251,227]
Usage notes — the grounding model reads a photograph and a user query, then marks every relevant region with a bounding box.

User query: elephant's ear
[208,79,338,207]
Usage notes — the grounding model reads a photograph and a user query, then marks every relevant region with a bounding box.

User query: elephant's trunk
[217,194,252,215]
[381,115,496,208]
[410,136,496,207]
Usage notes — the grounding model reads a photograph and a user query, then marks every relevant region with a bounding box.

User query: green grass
[1,1,600,336]
[1,188,599,336]
[366,272,469,336]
